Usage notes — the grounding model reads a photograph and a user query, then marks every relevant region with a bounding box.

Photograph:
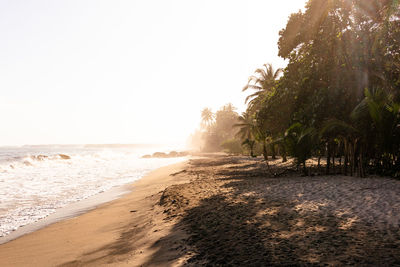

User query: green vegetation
[194,0,399,177]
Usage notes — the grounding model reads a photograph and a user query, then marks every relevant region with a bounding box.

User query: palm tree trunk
[350,142,354,177]
[250,142,255,158]
[359,144,366,178]
[351,140,357,177]
[270,144,276,159]
[394,150,400,170]
[332,146,335,175]
[344,139,348,176]
[281,145,287,162]
[338,141,342,173]
[326,142,331,175]
[262,140,268,161]
[318,154,321,174]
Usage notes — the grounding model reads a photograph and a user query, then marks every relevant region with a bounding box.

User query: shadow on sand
[145,157,400,266]
[62,157,400,266]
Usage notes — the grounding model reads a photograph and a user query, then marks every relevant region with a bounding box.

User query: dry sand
[1,155,400,266]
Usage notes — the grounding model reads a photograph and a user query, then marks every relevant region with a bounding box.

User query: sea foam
[0,145,185,237]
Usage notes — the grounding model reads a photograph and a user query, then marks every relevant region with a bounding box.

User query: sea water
[0,144,186,238]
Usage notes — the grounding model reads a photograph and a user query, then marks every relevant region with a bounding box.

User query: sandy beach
[1,155,400,266]
[0,161,191,266]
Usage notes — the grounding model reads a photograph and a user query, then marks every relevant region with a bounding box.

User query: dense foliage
[198,104,241,153]
[237,0,400,176]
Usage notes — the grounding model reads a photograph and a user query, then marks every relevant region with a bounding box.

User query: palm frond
[321,118,359,137]
[242,84,262,92]
[245,91,264,103]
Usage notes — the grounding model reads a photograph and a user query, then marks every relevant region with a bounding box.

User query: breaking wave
[0,145,186,238]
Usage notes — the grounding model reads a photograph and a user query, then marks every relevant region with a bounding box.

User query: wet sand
[1,156,400,266]
[0,184,133,245]
[0,161,191,267]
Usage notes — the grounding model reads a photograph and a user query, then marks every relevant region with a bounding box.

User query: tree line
[188,104,241,153]
[192,0,399,177]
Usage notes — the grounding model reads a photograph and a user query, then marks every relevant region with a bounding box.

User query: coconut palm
[351,88,400,174]
[243,63,282,112]
[201,108,214,129]
[321,118,362,176]
[320,87,400,177]
[285,123,317,175]
[234,111,257,157]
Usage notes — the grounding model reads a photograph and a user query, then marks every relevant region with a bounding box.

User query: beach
[1,0,399,265]
[1,155,400,266]
[0,161,190,266]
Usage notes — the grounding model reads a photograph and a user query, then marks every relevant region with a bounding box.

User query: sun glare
[0,1,307,147]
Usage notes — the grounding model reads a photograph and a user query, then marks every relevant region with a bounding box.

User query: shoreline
[0,183,133,245]
[0,156,188,245]
[0,160,190,266]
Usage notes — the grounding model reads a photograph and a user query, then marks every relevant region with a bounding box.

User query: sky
[0,0,307,147]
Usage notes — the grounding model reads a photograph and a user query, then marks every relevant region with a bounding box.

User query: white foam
[0,146,185,238]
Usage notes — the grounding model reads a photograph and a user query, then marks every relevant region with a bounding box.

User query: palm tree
[323,120,359,175]
[321,87,400,177]
[201,108,214,129]
[234,111,257,157]
[243,63,282,112]
[285,123,317,175]
[351,88,400,175]
[222,103,236,113]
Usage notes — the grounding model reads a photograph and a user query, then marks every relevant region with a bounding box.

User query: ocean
[0,144,186,239]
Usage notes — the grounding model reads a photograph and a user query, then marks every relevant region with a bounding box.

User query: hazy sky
[0,0,307,147]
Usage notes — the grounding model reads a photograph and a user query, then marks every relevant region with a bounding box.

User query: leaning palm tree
[201,107,214,129]
[243,63,282,112]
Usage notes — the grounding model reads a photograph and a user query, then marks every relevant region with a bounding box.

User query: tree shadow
[144,158,400,266]
[59,217,151,266]
[62,157,400,266]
